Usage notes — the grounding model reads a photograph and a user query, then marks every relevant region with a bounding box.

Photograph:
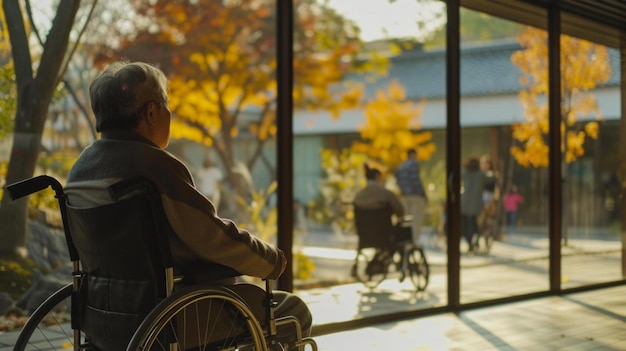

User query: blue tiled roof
[348,39,620,100]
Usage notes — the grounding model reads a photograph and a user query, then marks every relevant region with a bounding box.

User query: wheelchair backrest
[65,177,175,350]
[354,205,394,250]
[67,193,171,289]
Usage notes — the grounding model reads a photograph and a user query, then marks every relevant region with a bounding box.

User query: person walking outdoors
[461,156,487,254]
[480,155,497,206]
[479,154,499,243]
[395,149,427,245]
[503,185,524,232]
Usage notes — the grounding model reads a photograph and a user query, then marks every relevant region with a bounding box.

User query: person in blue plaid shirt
[394,149,427,245]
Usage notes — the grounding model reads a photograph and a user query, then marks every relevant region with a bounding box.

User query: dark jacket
[66,130,283,281]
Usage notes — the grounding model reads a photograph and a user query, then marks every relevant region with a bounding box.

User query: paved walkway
[313,284,626,350]
[298,228,623,316]
[1,227,622,350]
[5,285,625,350]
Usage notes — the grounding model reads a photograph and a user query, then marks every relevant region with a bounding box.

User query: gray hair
[89,60,168,132]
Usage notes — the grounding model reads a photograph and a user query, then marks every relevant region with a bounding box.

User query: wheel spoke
[353,249,387,289]
[13,284,79,351]
[127,286,268,351]
[408,248,430,292]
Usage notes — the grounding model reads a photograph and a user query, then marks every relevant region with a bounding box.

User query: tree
[99,0,364,218]
[425,7,521,48]
[0,5,15,139]
[0,0,94,256]
[0,65,15,139]
[311,80,435,234]
[509,26,611,244]
[351,79,435,170]
[510,26,611,168]
[310,148,368,235]
[40,1,141,167]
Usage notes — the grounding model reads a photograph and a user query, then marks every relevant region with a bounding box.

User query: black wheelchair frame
[7,175,317,351]
[350,205,430,292]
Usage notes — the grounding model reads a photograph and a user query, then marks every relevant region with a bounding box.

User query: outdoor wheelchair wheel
[126,285,267,351]
[352,249,388,289]
[13,284,83,351]
[407,247,429,292]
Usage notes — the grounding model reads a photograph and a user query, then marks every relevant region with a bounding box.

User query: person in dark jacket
[65,60,311,349]
[354,163,408,280]
[461,156,488,254]
[354,163,405,219]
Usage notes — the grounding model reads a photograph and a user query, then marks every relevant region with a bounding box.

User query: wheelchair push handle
[5,175,64,200]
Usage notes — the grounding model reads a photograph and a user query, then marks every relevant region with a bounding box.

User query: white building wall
[294,86,619,136]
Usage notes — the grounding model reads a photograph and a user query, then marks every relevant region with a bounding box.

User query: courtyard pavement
[0,226,622,350]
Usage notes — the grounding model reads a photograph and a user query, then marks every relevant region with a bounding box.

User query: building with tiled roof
[292,39,621,207]
[295,39,619,137]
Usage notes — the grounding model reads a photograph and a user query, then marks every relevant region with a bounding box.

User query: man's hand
[278,249,287,277]
[265,249,287,280]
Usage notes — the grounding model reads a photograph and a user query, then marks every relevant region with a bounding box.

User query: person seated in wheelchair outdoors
[353,164,406,273]
[354,163,405,222]
[64,60,312,348]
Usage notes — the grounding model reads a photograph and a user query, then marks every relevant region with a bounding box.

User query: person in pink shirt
[503,185,524,232]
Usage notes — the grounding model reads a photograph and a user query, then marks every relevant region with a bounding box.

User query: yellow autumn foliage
[352,80,435,170]
[510,26,611,168]
[310,149,368,233]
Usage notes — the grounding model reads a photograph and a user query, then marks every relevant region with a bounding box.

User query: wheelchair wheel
[13,284,83,351]
[127,285,268,351]
[407,247,429,292]
[352,249,388,289]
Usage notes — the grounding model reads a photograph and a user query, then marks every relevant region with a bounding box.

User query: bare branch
[62,79,97,139]
[37,1,80,98]
[58,0,99,84]
[24,0,44,46]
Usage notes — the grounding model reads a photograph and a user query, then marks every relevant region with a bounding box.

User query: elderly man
[65,60,311,350]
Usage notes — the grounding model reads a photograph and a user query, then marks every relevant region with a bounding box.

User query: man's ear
[146,101,157,124]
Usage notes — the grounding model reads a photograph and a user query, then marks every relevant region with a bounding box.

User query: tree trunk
[0,0,80,255]
[0,94,50,254]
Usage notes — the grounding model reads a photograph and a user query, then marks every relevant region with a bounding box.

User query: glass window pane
[459,7,549,304]
[559,21,623,288]
[294,0,448,326]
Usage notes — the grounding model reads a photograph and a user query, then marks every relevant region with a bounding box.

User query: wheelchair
[350,205,429,292]
[6,175,317,351]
